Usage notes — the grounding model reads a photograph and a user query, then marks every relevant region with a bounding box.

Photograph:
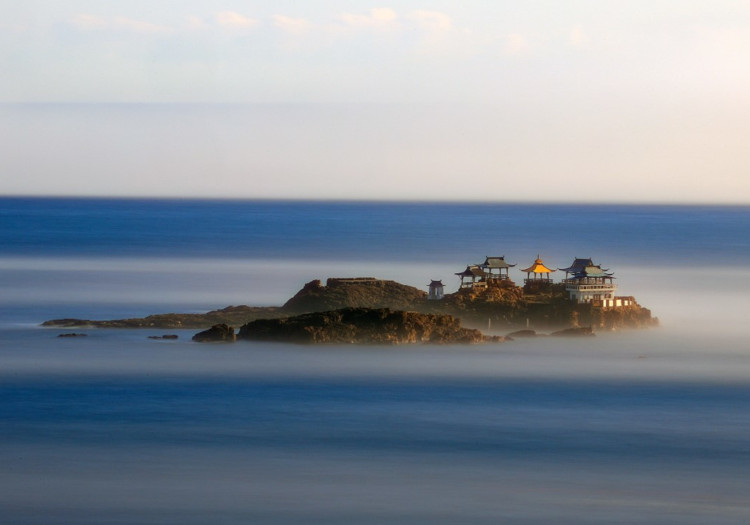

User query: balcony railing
[565,283,617,291]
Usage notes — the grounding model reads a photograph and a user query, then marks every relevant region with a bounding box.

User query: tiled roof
[521,256,555,274]
[455,265,486,278]
[559,258,594,273]
[483,256,516,269]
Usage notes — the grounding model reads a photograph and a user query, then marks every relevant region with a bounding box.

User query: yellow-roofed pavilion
[521,255,555,283]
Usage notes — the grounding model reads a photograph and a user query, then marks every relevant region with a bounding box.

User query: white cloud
[409,10,453,33]
[405,10,472,58]
[185,15,206,30]
[273,15,311,36]
[215,11,259,30]
[338,8,398,30]
[505,33,529,55]
[570,25,590,47]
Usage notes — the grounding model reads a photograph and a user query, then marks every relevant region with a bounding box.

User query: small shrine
[455,265,487,289]
[481,256,515,281]
[428,280,445,300]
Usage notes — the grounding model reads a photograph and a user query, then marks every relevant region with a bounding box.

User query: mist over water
[2,198,750,523]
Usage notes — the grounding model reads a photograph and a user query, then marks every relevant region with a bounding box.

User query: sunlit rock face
[281,278,427,314]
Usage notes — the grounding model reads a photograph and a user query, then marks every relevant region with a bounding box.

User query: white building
[560,257,628,307]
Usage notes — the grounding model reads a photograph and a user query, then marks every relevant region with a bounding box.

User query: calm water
[2,197,750,523]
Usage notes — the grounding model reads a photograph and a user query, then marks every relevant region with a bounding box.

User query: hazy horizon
[2,2,750,203]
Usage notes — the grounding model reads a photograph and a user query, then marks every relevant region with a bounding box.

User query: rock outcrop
[282,278,427,314]
[237,307,501,345]
[192,324,236,343]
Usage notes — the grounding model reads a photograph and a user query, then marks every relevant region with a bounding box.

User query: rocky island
[44,256,657,345]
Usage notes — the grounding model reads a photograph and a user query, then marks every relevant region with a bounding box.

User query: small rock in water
[148,334,179,340]
[57,333,88,338]
[550,326,595,337]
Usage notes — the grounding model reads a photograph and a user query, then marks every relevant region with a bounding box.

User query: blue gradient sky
[2,1,749,202]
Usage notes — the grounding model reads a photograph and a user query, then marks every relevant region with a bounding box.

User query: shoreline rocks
[192,324,236,343]
[237,307,502,345]
[42,305,283,330]
[550,326,595,337]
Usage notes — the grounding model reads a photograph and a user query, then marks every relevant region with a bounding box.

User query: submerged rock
[550,326,595,337]
[57,333,88,338]
[148,334,179,340]
[192,324,236,343]
[238,307,502,345]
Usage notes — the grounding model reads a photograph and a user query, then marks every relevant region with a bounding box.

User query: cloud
[215,11,259,30]
[409,10,453,33]
[505,33,529,55]
[273,15,311,36]
[404,10,468,58]
[338,8,398,30]
[185,15,206,30]
[569,25,590,47]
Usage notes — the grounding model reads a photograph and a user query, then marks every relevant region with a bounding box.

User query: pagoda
[521,255,555,284]
[455,265,486,289]
[481,256,515,281]
[558,258,597,279]
[560,257,620,306]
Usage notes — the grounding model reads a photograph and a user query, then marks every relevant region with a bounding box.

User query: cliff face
[238,307,498,345]
[282,278,427,314]
[576,303,658,330]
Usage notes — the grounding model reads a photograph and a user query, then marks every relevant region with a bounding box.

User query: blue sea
[2,197,750,524]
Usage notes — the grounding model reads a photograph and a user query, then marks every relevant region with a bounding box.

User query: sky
[1,1,750,202]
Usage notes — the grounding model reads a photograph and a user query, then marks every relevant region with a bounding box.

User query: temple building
[521,255,555,285]
[428,280,445,300]
[455,265,487,289]
[481,256,515,281]
[559,258,597,279]
[560,258,631,307]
